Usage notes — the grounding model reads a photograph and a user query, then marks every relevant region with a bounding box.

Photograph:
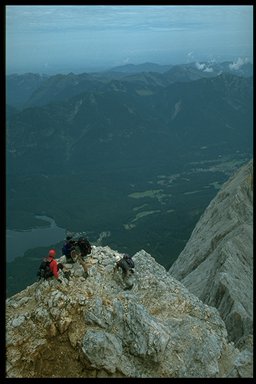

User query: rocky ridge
[169,159,253,353]
[6,245,252,378]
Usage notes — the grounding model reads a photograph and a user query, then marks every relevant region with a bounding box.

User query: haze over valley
[6,60,253,296]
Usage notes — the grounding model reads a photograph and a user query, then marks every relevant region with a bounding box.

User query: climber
[37,249,63,282]
[62,234,75,263]
[47,249,63,282]
[114,253,135,284]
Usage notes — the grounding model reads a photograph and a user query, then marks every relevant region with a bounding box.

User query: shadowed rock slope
[169,159,253,353]
[6,243,252,377]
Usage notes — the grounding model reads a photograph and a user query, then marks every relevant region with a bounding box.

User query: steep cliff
[169,159,253,352]
[6,245,252,378]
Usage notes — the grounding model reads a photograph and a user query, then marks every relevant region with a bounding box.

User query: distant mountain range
[108,62,173,73]
[109,60,253,76]
[6,71,253,176]
[6,60,253,109]
[6,61,253,270]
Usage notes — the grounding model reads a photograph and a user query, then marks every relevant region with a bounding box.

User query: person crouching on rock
[114,253,135,289]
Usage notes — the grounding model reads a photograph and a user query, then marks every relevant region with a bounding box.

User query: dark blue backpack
[37,258,53,279]
[62,242,73,256]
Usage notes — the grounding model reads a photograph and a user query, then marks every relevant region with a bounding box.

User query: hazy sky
[6,5,253,74]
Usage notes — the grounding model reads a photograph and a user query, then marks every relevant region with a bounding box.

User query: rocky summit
[6,160,253,378]
[5,253,251,377]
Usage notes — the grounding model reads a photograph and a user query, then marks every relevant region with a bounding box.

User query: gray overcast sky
[6,5,253,74]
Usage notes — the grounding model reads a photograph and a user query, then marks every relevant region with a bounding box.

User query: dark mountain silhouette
[7,73,252,176]
[6,73,49,109]
[6,61,253,110]
[6,63,253,272]
[23,72,107,108]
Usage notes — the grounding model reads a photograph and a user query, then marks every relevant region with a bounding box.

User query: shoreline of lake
[6,215,66,262]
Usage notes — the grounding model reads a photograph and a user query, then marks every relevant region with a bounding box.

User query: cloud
[195,61,214,73]
[229,57,248,70]
[195,62,205,70]
[203,67,213,73]
[7,6,253,74]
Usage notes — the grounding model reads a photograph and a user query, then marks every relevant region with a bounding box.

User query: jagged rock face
[169,159,253,352]
[6,247,252,378]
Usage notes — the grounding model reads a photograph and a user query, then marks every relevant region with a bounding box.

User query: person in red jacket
[47,249,62,282]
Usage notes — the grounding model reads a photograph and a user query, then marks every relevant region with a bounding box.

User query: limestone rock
[6,246,251,378]
[169,159,253,352]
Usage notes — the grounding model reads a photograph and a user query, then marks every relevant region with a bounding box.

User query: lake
[6,215,66,262]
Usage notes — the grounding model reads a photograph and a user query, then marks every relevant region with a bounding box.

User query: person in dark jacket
[114,253,135,290]
[62,235,75,263]
[114,253,135,278]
